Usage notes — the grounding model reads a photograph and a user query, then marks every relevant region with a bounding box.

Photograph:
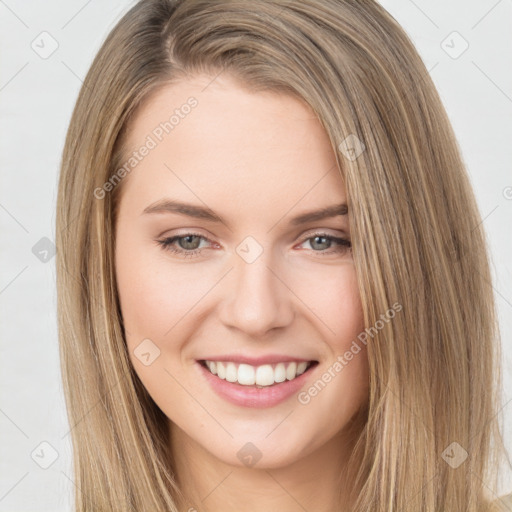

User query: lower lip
[196,361,317,408]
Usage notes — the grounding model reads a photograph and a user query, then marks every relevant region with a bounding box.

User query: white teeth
[255,365,274,386]
[217,362,226,379]
[206,361,217,375]
[296,362,308,375]
[225,362,237,382]
[203,360,313,387]
[274,363,286,383]
[286,362,297,380]
[238,364,255,385]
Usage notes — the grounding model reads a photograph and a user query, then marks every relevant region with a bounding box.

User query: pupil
[312,236,329,250]
[180,235,200,250]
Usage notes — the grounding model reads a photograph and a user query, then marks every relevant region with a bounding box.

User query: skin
[115,73,369,512]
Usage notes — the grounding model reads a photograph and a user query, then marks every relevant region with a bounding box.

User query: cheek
[297,264,368,400]
[294,262,364,350]
[115,239,201,412]
[115,238,208,342]
[116,242,163,339]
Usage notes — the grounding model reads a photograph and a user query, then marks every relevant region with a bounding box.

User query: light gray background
[1,0,511,510]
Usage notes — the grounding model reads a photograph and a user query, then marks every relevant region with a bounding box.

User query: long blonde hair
[55,0,508,510]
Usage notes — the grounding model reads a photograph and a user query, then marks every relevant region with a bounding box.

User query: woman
[55,0,510,510]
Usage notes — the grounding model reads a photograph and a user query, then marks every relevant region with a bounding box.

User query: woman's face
[115,74,369,469]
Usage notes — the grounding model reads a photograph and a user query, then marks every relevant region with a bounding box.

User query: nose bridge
[218,237,294,336]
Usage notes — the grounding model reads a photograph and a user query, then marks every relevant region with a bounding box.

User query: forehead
[118,74,347,220]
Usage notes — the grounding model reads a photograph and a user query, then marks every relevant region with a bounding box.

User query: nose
[217,250,295,338]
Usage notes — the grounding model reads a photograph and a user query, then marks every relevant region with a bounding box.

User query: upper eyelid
[160,227,349,241]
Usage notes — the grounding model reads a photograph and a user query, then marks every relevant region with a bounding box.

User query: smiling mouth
[199,360,318,388]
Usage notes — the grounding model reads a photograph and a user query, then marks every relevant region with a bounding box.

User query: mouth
[198,359,319,388]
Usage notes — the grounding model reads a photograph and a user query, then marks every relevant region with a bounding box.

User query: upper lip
[198,354,317,366]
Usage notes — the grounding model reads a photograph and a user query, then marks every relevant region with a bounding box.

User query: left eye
[157,233,209,258]
[157,232,351,258]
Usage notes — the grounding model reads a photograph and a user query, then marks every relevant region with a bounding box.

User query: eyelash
[156,232,351,259]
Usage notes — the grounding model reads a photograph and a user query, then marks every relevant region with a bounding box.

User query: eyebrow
[141,198,348,226]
